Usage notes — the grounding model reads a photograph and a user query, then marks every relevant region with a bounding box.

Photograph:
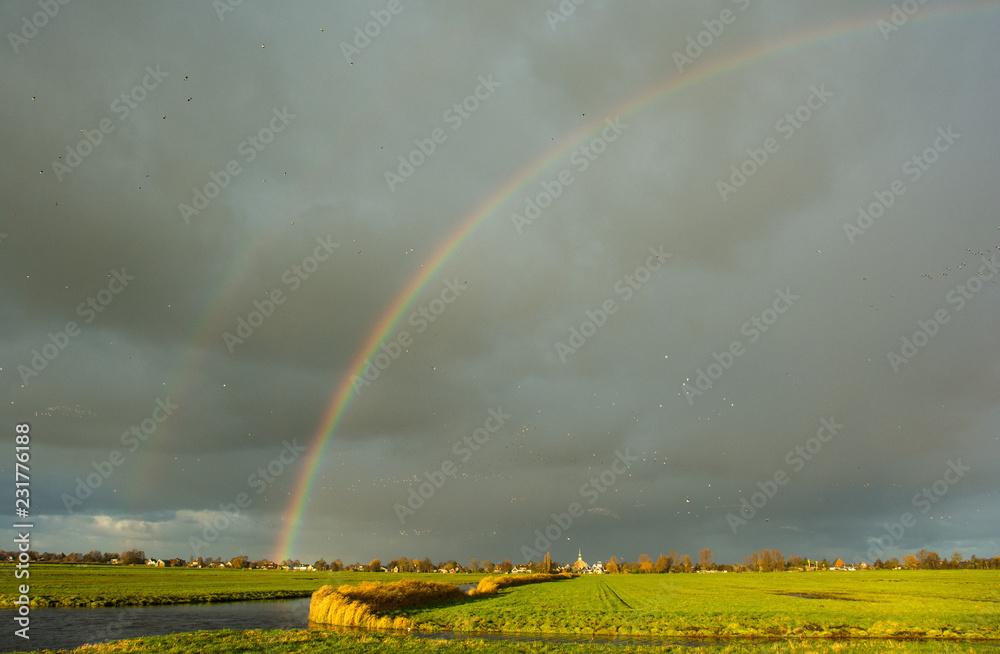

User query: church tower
[572,549,589,572]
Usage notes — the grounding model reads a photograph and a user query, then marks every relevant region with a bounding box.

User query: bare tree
[120,549,145,565]
[668,551,680,572]
[915,549,940,569]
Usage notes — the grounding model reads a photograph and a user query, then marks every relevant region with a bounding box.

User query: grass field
[8,628,1000,654]
[400,571,1000,640]
[0,564,484,607]
[3,567,997,653]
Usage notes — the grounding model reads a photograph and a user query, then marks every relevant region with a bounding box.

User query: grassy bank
[468,572,575,596]
[0,564,484,607]
[8,628,1000,654]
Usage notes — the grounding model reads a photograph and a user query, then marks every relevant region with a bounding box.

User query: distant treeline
[4,547,997,572]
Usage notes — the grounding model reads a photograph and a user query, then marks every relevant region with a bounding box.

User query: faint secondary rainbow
[273,3,999,562]
[127,236,278,510]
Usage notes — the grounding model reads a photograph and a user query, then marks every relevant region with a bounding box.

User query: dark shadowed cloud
[1,0,997,567]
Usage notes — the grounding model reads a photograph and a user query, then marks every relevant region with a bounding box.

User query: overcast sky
[2,0,998,567]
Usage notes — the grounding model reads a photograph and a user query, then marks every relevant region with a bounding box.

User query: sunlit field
[400,571,999,640]
[4,568,998,653]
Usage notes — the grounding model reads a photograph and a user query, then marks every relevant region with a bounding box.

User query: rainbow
[272,3,997,562]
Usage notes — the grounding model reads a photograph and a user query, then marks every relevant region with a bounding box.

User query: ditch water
[0,597,722,652]
[3,599,1000,653]
[0,598,311,653]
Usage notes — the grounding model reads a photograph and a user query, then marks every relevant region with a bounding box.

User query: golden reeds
[309,579,464,629]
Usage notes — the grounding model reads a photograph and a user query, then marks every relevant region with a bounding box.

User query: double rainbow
[224,5,989,563]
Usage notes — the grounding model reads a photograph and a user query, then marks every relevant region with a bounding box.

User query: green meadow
[402,571,1000,640]
[0,564,483,607]
[3,567,998,653]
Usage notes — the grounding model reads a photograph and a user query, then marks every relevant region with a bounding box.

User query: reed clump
[468,572,574,596]
[309,579,464,629]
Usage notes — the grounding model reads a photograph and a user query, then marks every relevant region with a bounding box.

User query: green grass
[8,628,1000,654]
[0,564,484,607]
[400,571,1000,640]
[4,567,997,653]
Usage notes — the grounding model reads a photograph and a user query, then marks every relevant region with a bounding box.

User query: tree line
[5,547,997,571]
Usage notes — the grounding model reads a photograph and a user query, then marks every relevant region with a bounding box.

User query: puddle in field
[779,592,861,601]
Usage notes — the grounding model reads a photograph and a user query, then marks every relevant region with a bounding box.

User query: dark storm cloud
[1,0,997,567]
